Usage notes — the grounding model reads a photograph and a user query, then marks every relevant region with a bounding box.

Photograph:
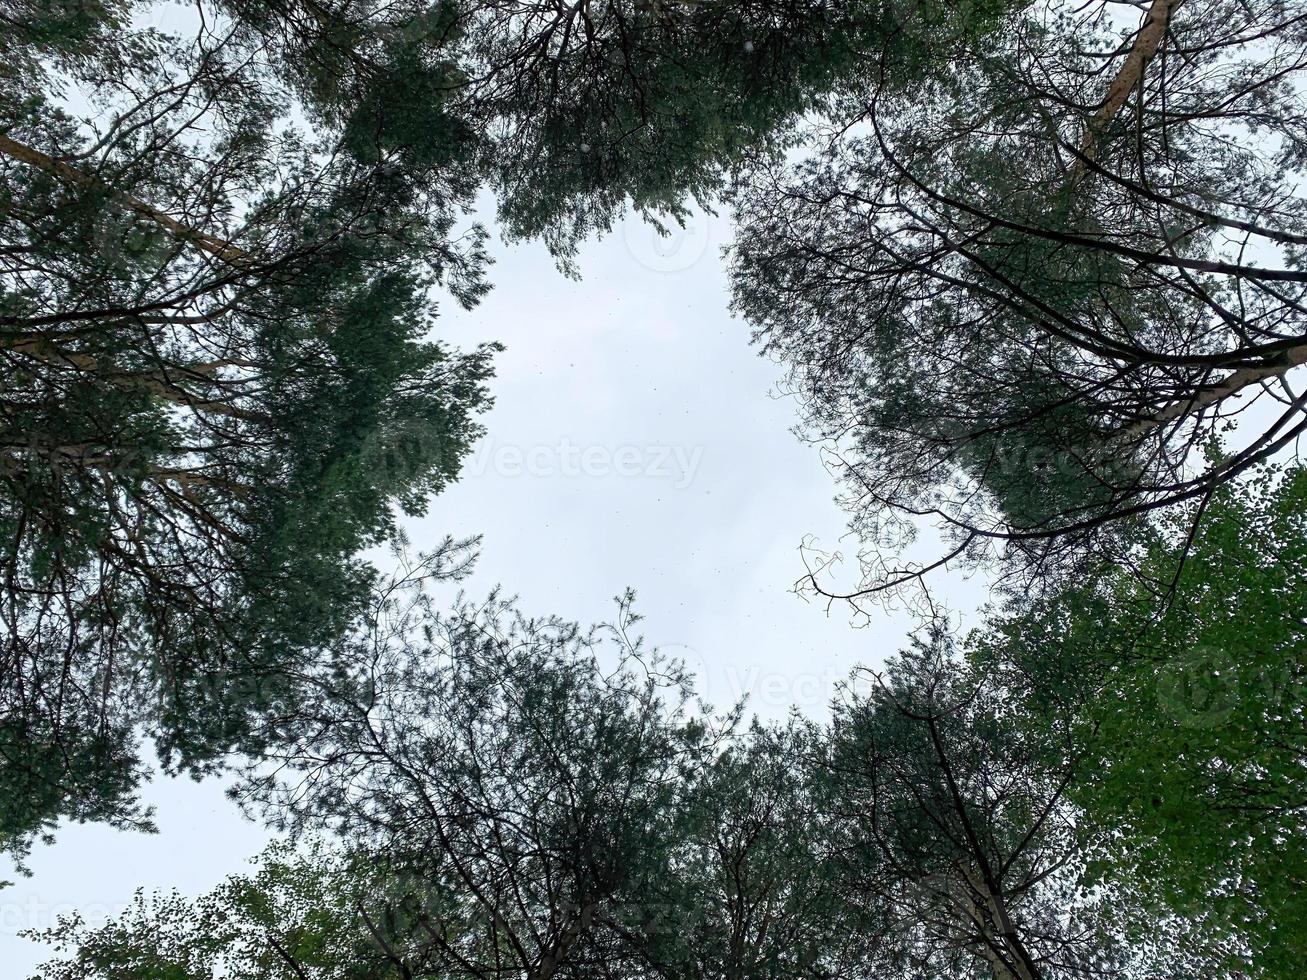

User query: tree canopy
[29,589,1217,980]
[5,3,1306,979]
[974,465,1307,976]
[730,0,1307,598]
[1,0,1007,856]
[1,0,503,859]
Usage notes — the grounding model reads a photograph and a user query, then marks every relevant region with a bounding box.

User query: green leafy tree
[441,0,1012,260]
[198,0,1010,262]
[32,620,1215,980]
[32,726,860,980]
[977,466,1307,977]
[28,842,423,979]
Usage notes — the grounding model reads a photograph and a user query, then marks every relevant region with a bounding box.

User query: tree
[439,0,1012,260]
[1,0,1017,853]
[229,580,720,980]
[29,586,721,979]
[31,726,862,980]
[631,721,868,980]
[976,465,1307,978]
[815,637,1155,980]
[2,0,1018,850]
[729,0,1307,600]
[28,842,419,980]
[203,0,1008,262]
[1,4,495,858]
[32,606,1220,980]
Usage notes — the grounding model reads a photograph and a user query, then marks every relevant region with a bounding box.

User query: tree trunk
[9,336,263,421]
[1125,343,1307,438]
[0,133,253,266]
[1073,0,1186,175]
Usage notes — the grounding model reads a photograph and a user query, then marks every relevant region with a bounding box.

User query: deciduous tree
[976,465,1307,977]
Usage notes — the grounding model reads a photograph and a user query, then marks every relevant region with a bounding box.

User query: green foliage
[455,0,1012,259]
[637,722,862,980]
[977,467,1307,977]
[29,842,410,979]
[0,0,1012,854]
[7,10,1305,980]
[818,635,1149,980]
[201,0,1011,262]
[1,2,495,856]
[230,582,719,980]
[31,599,1212,980]
[729,0,1307,595]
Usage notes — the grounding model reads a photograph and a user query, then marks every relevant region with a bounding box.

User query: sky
[0,204,990,977]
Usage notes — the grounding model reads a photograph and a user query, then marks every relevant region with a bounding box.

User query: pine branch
[0,133,255,267]
[1072,0,1185,178]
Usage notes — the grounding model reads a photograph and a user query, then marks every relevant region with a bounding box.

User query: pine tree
[730,0,1307,598]
[1,2,495,856]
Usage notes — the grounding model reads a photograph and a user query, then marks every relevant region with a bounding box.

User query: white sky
[0,206,989,977]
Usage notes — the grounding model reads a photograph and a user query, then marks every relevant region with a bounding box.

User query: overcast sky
[1,205,990,976]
